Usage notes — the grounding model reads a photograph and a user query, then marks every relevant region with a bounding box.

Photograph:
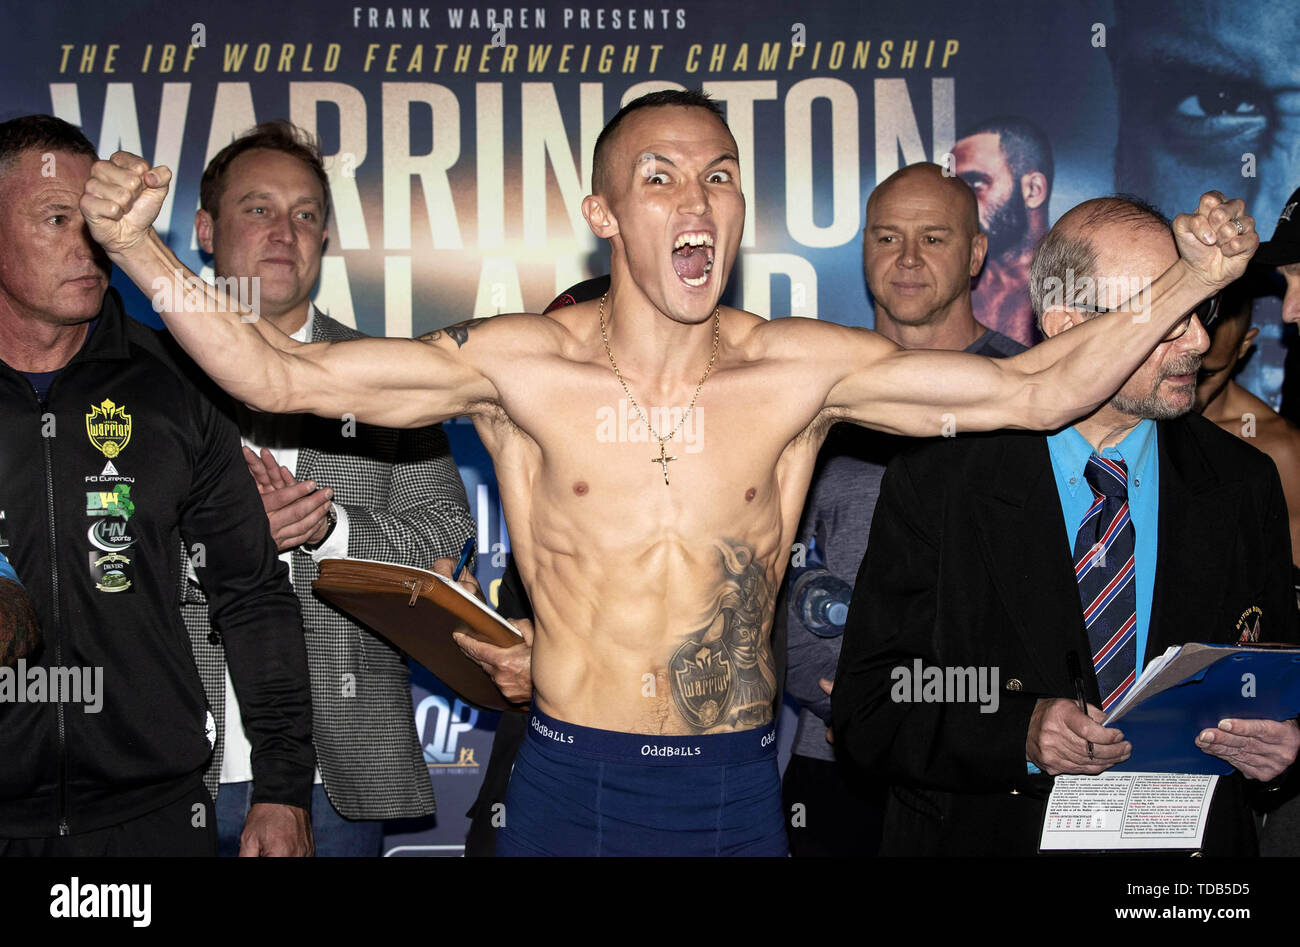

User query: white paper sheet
[1039,772,1218,851]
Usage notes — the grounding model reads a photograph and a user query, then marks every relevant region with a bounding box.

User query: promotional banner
[4,0,1295,854]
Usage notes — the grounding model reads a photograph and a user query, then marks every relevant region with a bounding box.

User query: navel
[745,487,757,502]
[573,481,590,496]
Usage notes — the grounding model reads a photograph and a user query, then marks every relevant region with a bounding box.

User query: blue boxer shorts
[496,708,788,857]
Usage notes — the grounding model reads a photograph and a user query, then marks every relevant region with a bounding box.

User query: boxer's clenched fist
[1172,190,1258,292]
[79,151,171,256]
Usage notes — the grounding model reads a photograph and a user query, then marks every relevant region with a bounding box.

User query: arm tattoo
[0,579,41,667]
[669,540,777,732]
[418,317,489,348]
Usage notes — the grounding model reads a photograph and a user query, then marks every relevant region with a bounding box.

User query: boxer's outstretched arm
[80,153,503,428]
[814,191,1258,437]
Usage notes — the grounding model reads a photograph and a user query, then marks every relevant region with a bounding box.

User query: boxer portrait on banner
[1111,0,1300,420]
[954,117,1054,349]
[79,88,1257,856]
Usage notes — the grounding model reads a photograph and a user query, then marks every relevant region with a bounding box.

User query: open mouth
[672,231,715,287]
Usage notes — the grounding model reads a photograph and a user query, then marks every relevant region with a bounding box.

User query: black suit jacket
[833,413,1298,856]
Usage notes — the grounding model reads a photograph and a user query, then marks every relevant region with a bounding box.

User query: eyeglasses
[1077,291,1221,343]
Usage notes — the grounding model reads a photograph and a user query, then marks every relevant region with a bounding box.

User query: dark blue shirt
[15,319,98,403]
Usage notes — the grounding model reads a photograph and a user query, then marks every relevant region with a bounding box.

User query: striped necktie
[1073,455,1138,712]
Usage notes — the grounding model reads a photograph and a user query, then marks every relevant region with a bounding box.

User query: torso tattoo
[669,539,777,732]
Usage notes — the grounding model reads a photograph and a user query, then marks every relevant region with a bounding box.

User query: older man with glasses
[833,194,1299,857]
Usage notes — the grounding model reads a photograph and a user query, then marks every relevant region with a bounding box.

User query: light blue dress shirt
[1027,420,1158,774]
[1046,419,1159,673]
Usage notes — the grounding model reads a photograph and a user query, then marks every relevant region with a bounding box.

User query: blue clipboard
[1109,645,1300,774]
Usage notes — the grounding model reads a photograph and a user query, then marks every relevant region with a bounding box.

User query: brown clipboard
[312,558,522,711]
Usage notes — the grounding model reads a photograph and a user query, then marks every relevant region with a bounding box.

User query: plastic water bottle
[792,569,852,637]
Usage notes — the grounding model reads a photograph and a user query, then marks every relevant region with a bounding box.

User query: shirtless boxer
[79,90,1258,856]
[1195,284,1300,569]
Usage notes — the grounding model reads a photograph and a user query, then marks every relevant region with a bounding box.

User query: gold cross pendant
[651,439,678,485]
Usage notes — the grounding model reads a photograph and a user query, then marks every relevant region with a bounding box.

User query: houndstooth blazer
[183,309,475,820]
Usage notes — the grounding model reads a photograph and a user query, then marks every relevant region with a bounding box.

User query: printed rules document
[1039,773,1219,851]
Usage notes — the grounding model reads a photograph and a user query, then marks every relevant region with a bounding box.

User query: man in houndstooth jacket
[181,121,475,856]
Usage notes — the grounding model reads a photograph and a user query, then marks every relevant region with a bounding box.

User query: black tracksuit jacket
[0,289,313,838]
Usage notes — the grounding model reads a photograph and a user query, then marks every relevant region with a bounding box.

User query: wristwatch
[303,505,338,552]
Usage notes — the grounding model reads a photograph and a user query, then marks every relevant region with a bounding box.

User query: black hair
[958,116,1054,191]
[0,114,96,172]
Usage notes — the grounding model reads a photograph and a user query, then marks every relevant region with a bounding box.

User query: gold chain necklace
[599,293,719,485]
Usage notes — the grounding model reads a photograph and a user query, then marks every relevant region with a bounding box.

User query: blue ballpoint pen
[452,535,475,582]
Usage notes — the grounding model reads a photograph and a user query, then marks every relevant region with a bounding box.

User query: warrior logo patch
[671,638,734,730]
[86,399,132,459]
